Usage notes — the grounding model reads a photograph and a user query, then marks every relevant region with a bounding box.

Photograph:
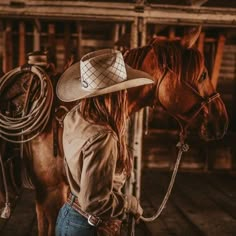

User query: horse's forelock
[182,47,204,85]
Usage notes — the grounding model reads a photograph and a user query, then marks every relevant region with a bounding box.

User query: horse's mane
[124,39,204,85]
[124,45,152,69]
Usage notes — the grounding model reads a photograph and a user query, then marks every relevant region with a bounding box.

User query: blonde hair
[79,90,132,175]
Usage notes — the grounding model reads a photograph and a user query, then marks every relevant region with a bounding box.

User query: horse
[0,26,228,235]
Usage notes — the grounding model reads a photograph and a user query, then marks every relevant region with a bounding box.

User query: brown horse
[0,26,228,236]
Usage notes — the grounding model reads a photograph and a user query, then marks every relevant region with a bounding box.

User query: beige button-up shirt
[63,106,142,219]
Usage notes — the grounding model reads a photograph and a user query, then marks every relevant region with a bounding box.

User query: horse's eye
[199,71,207,83]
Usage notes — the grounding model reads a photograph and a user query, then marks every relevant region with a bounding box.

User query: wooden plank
[168,26,175,40]
[170,172,236,235]
[141,171,202,236]
[18,21,25,66]
[204,173,236,199]
[143,170,236,235]
[0,189,36,236]
[211,34,226,89]
[48,23,56,64]
[0,2,235,27]
[3,21,13,72]
[76,22,82,59]
[64,22,71,65]
[33,19,41,51]
[181,173,236,219]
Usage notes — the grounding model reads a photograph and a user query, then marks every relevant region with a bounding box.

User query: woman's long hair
[79,90,132,175]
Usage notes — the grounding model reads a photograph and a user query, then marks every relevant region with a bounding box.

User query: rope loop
[0,65,54,143]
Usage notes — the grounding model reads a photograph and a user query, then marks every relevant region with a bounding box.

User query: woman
[55,49,154,236]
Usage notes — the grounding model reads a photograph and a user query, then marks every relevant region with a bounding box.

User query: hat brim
[56,61,154,102]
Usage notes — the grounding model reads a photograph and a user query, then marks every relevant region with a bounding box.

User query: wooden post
[0,21,4,73]
[48,23,56,64]
[197,32,205,55]
[140,17,147,47]
[121,23,126,35]
[76,22,82,59]
[19,21,26,66]
[130,17,138,49]
[113,23,119,50]
[64,23,71,64]
[169,26,175,40]
[33,19,41,51]
[3,21,13,72]
[212,34,226,89]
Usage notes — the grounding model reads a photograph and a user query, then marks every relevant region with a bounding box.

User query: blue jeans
[55,203,97,236]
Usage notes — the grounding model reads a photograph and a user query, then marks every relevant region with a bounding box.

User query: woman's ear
[181,25,202,48]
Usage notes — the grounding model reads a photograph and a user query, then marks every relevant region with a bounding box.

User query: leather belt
[67,193,102,227]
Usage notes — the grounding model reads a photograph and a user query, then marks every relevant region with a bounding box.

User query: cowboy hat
[56,49,154,102]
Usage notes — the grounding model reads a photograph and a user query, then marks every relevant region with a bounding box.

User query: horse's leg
[36,183,69,236]
[26,131,68,236]
[36,203,48,236]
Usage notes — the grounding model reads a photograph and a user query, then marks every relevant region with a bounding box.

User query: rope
[0,65,53,143]
[0,152,11,219]
[0,65,53,218]
[140,140,189,222]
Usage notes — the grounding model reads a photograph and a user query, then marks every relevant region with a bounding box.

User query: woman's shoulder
[64,105,117,143]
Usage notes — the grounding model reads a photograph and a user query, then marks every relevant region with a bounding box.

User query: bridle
[140,67,220,223]
[154,67,220,141]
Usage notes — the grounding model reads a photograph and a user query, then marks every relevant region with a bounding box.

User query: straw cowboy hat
[56,49,154,102]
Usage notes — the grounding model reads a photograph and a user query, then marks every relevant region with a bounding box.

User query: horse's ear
[181,25,202,48]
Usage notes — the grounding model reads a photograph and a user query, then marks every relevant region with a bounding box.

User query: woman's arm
[78,131,142,219]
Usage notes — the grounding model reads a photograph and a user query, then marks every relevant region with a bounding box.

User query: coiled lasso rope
[140,140,189,222]
[0,64,53,218]
[0,65,53,143]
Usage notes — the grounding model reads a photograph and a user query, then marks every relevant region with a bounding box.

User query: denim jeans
[55,203,97,236]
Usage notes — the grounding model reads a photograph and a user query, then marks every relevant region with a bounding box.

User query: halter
[154,67,220,141]
[140,68,220,223]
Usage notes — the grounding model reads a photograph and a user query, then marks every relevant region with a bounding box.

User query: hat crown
[80,49,127,91]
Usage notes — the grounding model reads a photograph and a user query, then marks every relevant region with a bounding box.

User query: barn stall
[0,0,235,235]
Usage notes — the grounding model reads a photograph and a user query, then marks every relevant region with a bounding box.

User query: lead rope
[140,132,189,222]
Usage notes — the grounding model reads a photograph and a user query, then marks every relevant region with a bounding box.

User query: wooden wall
[0,19,235,171]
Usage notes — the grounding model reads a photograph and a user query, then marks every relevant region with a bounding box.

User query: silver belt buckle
[88,215,100,226]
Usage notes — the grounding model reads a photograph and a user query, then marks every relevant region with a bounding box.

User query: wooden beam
[146,4,236,27]
[0,2,235,27]
[211,34,226,89]
[18,21,25,66]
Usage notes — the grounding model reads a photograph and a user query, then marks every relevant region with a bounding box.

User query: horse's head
[126,26,228,141]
